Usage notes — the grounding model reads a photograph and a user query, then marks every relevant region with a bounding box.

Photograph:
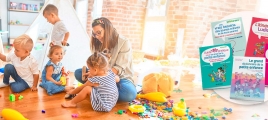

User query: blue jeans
[75,68,137,102]
[3,64,30,93]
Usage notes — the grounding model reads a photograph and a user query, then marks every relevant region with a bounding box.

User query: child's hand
[50,42,54,47]
[62,40,68,46]
[55,81,63,85]
[31,86,38,91]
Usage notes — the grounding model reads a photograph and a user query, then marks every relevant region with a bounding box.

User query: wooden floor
[0,73,268,120]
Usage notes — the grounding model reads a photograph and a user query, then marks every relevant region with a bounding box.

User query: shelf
[9,24,30,26]
[9,9,39,13]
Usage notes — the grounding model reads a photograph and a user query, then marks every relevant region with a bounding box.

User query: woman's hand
[82,72,92,81]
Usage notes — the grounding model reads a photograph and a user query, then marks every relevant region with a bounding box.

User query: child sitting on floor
[61,51,119,112]
[0,34,39,93]
[39,45,74,95]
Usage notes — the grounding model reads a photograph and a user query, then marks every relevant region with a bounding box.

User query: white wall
[75,0,88,30]
[0,0,8,44]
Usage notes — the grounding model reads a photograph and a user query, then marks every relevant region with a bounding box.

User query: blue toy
[0,68,4,73]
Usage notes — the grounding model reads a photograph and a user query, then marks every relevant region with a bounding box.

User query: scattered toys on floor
[125,97,234,120]
[9,94,23,102]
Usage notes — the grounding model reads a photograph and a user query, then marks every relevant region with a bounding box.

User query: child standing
[43,4,69,51]
[39,45,74,95]
[0,34,39,93]
[61,52,119,112]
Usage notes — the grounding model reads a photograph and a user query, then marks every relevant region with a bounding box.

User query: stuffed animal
[141,72,174,97]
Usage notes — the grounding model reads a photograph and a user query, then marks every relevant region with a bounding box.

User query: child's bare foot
[65,86,75,92]
[61,101,77,108]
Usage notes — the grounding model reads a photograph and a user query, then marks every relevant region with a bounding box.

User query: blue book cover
[230,56,265,102]
[199,44,233,90]
[211,17,246,56]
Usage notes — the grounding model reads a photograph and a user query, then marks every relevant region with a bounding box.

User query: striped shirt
[89,70,119,112]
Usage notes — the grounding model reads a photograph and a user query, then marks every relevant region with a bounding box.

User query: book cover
[230,56,265,102]
[245,17,268,57]
[199,44,233,90]
[265,44,268,86]
[211,17,247,56]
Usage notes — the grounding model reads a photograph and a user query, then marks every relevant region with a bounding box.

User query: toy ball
[1,108,28,120]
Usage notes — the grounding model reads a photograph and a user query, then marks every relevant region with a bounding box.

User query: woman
[74,17,137,102]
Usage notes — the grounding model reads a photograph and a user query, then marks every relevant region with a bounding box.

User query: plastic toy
[72,114,78,118]
[117,110,123,115]
[60,76,66,86]
[9,94,23,102]
[0,67,4,73]
[60,67,69,86]
[172,98,187,117]
[142,72,174,97]
[128,105,146,113]
[136,92,167,102]
[9,94,15,102]
[1,108,28,120]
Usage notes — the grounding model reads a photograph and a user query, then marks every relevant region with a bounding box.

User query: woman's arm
[112,39,132,76]
[115,75,120,83]
[46,66,61,85]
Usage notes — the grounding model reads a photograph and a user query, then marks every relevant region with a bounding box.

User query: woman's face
[92,25,105,43]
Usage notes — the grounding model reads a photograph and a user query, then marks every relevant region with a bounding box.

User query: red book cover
[265,44,268,85]
[245,17,268,57]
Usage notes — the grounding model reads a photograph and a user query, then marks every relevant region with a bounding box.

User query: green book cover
[199,44,233,90]
[211,17,246,56]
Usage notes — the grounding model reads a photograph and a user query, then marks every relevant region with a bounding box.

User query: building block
[9,94,15,102]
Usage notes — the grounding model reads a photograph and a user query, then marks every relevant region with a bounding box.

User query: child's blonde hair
[47,45,62,58]
[13,34,33,51]
[43,4,58,16]
[87,51,110,71]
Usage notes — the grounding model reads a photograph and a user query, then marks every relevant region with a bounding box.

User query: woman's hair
[90,17,118,52]
[87,51,110,71]
[13,34,33,51]
[47,45,62,58]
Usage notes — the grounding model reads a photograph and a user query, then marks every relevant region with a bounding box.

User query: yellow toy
[60,66,69,86]
[136,92,167,102]
[60,76,66,86]
[128,105,146,113]
[1,108,28,120]
[172,98,187,117]
[142,72,174,97]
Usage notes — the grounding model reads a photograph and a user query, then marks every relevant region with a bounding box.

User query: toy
[60,67,69,86]
[117,110,123,115]
[136,92,167,102]
[9,94,15,102]
[1,108,28,120]
[72,114,78,118]
[172,98,187,117]
[128,105,146,113]
[9,94,23,101]
[0,67,4,73]
[42,110,45,113]
[141,72,174,97]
